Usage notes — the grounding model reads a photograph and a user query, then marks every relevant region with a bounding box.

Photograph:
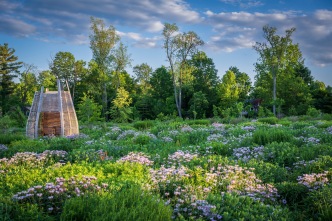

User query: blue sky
[1,0,332,86]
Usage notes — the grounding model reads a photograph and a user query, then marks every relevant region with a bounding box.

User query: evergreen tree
[0,43,22,115]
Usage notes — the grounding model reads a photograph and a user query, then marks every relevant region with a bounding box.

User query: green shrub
[243,160,288,183]
[186,119,211,126]
[61,185,172,221]
[321,113,332,121]
[305,186,332,220]
[292,121,313,129]
[133,120,155,130]
[208,193,293,221]
[211,142,232,156]
[257,117,278,125]
[0,115,18,130]
[5,139,49,157]
[133,134,153,145]
[253,129,293,146]
[264,142,299,167]
[306,107,321,118]
[316,121,332,129]
[0,199,53,221]
[0,133,26,145]
[229,117,249,125]
[276,182,309,208]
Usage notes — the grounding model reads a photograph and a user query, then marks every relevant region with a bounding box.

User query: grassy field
[1,116,332,220]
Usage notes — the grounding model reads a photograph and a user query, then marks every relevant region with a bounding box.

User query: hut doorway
[41,112,61,136]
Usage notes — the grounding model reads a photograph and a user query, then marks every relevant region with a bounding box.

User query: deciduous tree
[90,17,119,119]
[162,23,204,118]
[253,25,297,115]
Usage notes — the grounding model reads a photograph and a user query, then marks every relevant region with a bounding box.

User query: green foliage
[243,160,288,183]
[0,199,53,221]
[186,119,211,126]
[0,43,23,115]
[264,142,299,167]
[133,120,154,130]
[61,185,172,221]
[5,139,49,156]
[188,91,209,119]
[218,70,239,110]
[0,115,18,131]
[7,106,27,128]
[253,129,292,145]
[306,107,321,117]
[257,117,278,124]
[0,133,26,145]
[110,87,133,123]
[306,186,332,220]
[208,193,292,221]
[77,93,102,123]
[133,134,153,145]
[276,182,308,208]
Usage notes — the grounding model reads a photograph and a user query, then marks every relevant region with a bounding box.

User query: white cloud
[0,17,36,37]
[0,0,201,42]
[219,0,264,8]
[205,9,332,66]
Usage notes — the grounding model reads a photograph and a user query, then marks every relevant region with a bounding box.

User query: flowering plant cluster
[0,144,8,152]
[0,150,68,168]
[326,126,332,134]
[181,125,194,133]
[242,125,256,131]
[212,122,224,130]
[12,176,108,214]
[207,134,223,142]
[66,133,89,140]
[292,159,318,170]
[297,171,329,191]
[116,130,136,140]
[133,132,157,141]
[167,150,198,166]
[161,136,174,142]
[149,165,190,185]
[232,146,264,162]
[117,152,153,166]
[206,165,280,203]
[149,165,222,220]
[296,136,320,144]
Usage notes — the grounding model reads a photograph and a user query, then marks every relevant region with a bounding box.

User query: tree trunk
[272,68,276,116]
[102,82,107,120]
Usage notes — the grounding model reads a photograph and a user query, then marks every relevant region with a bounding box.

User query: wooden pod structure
[26,80,79,138]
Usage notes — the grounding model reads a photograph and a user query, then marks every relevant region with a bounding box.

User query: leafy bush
[305,186,332,220]
[133,134,154,145]
[208,193,293,221]
[61,185,172,221]
[0,133,26,145]
[276,182,308,208]
[264,142,299,167]
[133,120,155,130]
[186,119,211,126]
[5,139,49,157]
[257,117,278,125]
[253,129,293,145]
[306,107,321,118]
[0,115,18,130]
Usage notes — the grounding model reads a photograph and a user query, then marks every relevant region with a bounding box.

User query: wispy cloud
[205,9,332,66]
[219,0,264,8]
[0,0,201,45]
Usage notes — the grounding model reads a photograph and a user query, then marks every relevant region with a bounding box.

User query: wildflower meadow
[1,116,332,220]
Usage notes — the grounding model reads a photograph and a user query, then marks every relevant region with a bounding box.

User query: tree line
[1,17,332,125]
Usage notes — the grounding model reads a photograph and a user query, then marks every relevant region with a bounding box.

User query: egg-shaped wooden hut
[26,80,79,138]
